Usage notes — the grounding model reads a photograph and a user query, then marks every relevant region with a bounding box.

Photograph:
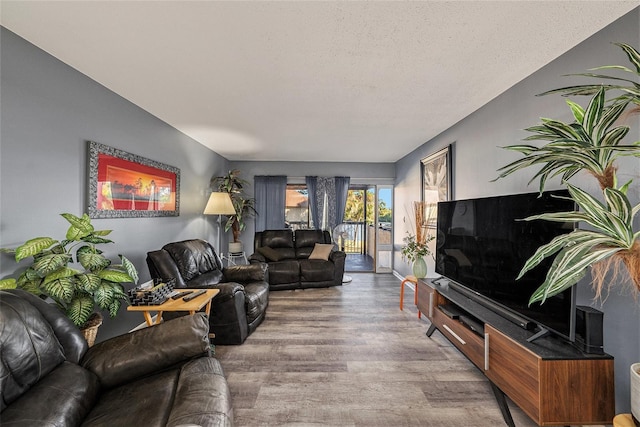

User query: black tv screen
[435,190,576,341]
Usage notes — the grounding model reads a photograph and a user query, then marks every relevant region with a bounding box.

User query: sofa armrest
[329,250,346,263]
[223,263,268,283]
[81,313,210,389]
[248,252,266,263]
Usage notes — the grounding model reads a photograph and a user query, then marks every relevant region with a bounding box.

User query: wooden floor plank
[215,273,591,427]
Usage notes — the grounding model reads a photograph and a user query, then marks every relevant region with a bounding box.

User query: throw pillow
[257,246,284,262]
[308,243,333,261]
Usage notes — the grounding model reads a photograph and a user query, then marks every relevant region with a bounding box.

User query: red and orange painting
[96,153,177,212]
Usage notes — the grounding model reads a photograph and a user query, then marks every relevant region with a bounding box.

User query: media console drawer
[484,325,614,425]
[416,280,437,317]
[433,306,485,368]
[484,325,540,422]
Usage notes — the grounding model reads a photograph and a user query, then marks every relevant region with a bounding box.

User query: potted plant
[0,213,138,343]
[495,42,640,420]
[211,169,257,252]
[401,232,434,278]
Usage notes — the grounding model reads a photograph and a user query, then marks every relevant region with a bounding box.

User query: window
[285,185,310,229]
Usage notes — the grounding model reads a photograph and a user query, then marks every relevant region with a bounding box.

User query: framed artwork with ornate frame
[421,144,452,228]
[87,141,180,218]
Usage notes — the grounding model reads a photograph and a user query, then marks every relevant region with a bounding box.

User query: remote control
[183,289,206,301]
[171,290,192,300]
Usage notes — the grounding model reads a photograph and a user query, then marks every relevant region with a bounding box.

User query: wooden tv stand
[417,278,614,427]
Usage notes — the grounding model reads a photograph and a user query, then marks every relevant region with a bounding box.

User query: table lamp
[203,192,236,253]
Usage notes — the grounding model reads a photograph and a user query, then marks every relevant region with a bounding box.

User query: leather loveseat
[0,289,233,426]
[249,229,346,290]
[146,239,269,345]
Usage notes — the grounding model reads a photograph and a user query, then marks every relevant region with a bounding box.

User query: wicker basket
[81,312,103,347]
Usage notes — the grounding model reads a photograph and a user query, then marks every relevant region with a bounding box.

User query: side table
[128,289,219,326]
[225,251,248,266]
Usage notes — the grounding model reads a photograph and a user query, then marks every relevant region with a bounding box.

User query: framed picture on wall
[87,141,180,218]
[421,144,452,228]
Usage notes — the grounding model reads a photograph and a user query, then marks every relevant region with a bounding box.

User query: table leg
[203,299,213,317]
[143,311,154,326]
[154,311,164,325]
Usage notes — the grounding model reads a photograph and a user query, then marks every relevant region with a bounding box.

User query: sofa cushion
[295,229,327,248]
[187,269,224,288]
[308,243,334,261]
[266,260,301,285]
[299,259,335,282]
[84,368,179,426]
[257,246,285,262]
[0,361,100,426]
[0,290,66,409]
[167,358,233,427]
[82,313,210,389]
[261,229,294,249]
[163,240,221,283]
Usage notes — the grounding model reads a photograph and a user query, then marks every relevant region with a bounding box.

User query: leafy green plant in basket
[0,213,139,327]
[495,64,640,305]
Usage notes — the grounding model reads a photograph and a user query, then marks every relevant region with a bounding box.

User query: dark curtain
[334,176,350,229]
[305,176,319,229]
[254,175,287,232]
[305,176,350,233]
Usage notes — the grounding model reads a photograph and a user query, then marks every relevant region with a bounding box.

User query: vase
[631,363,640,424]
[412,257,427,279]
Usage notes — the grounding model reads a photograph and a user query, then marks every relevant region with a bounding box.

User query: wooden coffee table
[127,288,219,326]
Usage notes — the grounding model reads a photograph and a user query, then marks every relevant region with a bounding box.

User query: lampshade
[204,192,236,215]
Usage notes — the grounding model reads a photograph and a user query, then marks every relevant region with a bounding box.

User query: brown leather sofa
[0,289,233,426]
[249,229,346,290]
[146,239,269,345]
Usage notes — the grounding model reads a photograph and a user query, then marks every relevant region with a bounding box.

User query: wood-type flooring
[215,273,595,427]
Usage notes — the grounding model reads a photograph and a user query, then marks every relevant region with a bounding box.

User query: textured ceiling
[1,1,637,162]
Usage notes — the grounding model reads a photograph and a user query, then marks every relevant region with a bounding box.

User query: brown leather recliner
[146,239,269,345]
[249,229,346,290]
[0,289,233,426]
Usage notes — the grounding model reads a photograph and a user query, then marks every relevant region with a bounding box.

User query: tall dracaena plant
[495,43,640,305]
[211,170,257,243]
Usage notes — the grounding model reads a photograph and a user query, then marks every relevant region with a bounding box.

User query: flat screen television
[435,190,577,342]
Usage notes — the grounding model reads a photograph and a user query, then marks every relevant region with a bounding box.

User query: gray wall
[395,8,640,413]
[0,28,230,340]
[230,160,395,246]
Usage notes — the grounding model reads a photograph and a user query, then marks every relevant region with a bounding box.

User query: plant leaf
[615,42,640,73]
[94,281,116,310]
[66,295,95,327]
[62,213,94,241]
[81,235,114,244]
[119,255,139,284]
[41,277,75,303]
[530,246,624,304]
[15,237,58,262]
[0,278,17,289]
[33,254,71,277]
[78,251,111,271]
[97,269,134,283]
[42,266,80,285]
[76,273,102,292]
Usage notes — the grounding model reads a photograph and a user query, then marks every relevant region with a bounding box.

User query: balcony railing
[286,221,391,255]
[335,221,366,254]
